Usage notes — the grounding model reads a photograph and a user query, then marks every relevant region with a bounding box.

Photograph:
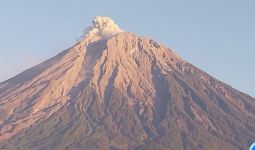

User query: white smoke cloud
[78,16,124,42]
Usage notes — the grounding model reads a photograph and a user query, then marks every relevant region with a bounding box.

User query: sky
[0,0,254,97]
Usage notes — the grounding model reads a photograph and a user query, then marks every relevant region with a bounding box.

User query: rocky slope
[0,17,255,150]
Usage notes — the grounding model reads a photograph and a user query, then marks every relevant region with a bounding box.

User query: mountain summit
[0,17,255,150]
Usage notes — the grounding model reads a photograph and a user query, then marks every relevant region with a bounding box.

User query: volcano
[0,17,254,150]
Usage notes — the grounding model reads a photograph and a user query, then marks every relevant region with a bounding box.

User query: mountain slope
[0,17,255,150]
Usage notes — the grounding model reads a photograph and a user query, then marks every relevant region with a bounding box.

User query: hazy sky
[0,0,254,97]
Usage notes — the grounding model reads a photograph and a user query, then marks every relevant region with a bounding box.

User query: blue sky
[0,0,254,97]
